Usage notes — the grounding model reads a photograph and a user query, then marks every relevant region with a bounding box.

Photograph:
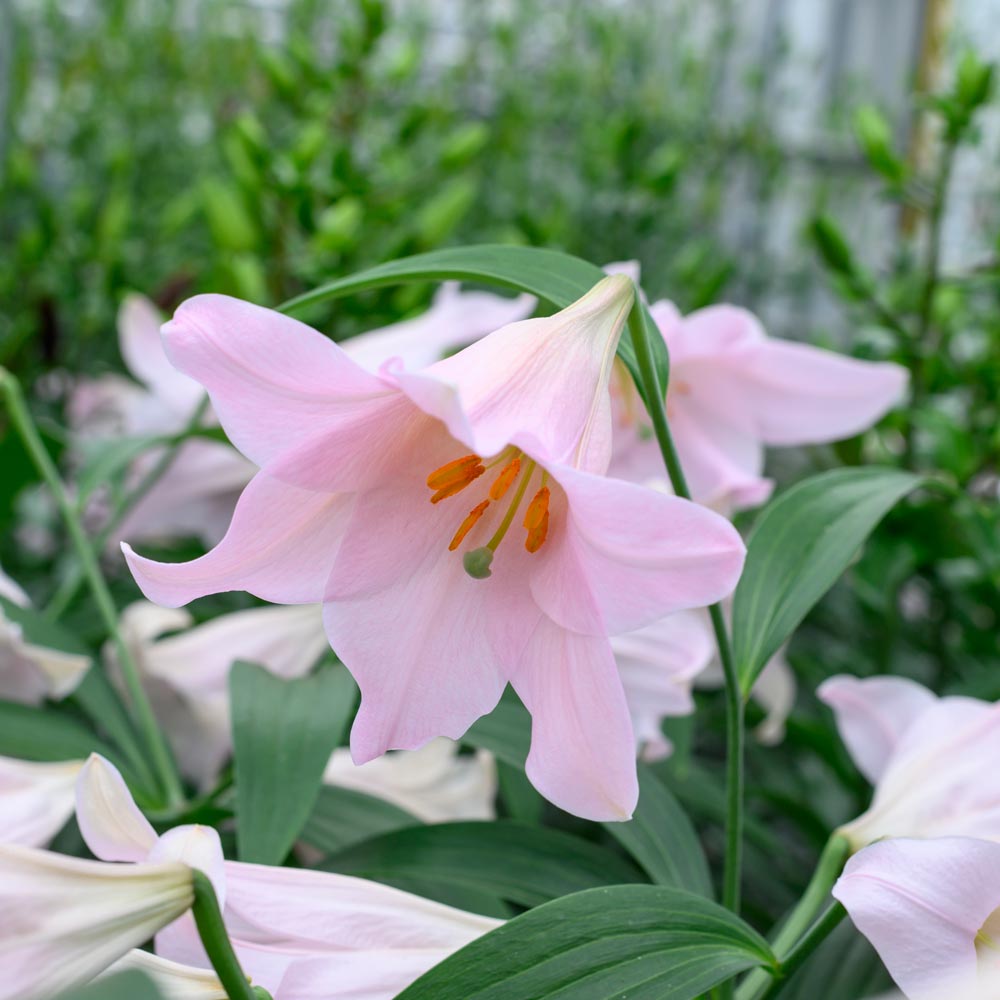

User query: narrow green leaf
[0,594,91,659]
[733,468,922,693]
[301,785,418,855]
[463,688,531,768]
[279,245,669,401]
[231,662,356,865]
[321,821,644,908]
[0,699,115,762]
[396,885,775,1000]
[606,764,712,896]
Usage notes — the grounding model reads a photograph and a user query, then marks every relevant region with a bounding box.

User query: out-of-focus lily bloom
[323,738,496,822]
[69,294,255,548]
[820,675,1000,848]
[0,566,91,704]
[0,756,83,847]
[123,277,746,820]
[341,282,536,373]
[115,601,328,788]
[79,754,501,1000]
[608,301,908,512]
[611,609,714,761]
[0,842,195,1000]
[833,836,1000,1000]
[103,951,227,1000]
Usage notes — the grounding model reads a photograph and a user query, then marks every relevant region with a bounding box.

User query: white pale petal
[76,753,157,862]
[0,757,83,847]
[103,950,227,1000]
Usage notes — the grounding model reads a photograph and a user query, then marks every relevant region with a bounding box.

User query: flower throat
[425,447,550,579]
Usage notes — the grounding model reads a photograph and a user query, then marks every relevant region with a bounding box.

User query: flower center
[425,447,551,579]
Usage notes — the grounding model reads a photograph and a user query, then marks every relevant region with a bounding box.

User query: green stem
[45,395,211,619]
[191,871,270,1000]
[0,368,184,808]
[756,902,847,1000]
[626,306,745,918]
[735,833,850,1000]
[905,134,958,467]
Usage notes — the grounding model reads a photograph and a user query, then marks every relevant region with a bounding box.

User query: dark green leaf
[606,763,712,896]
[0,699,115,762]
[733,468,922,692]
[279,245,669,401]
[397,885,775,1000]
[0,595,91,659]
[463,688,530,768]
[301,784,418,855]
[231,662,356,865]
[321,821,644,908]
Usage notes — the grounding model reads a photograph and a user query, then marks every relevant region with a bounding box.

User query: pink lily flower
[0,566,91,704]
[70,294,255,548]
[820,675,1000,848]
[608,301,908,511]
[0,756,83,847]
[78,754,501,999]
[115,601,328,788]
[122,276,746,820]
[833,836,1000,1000]
[341,281,536,373]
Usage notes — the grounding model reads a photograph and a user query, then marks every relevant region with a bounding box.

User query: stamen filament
[485,459,536,553]
[448,500,490,551]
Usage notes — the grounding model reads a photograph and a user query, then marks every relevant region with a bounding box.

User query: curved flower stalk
[78,754,501,999]
[0,756,83,847]
[323,738,496,822]
[0,842,196,1000]
[341,282,536,373]
[69,294,255,547]
[833,836,1000,1000]
[820,675,1000,848]
[123,276,746,820]
[608,300,909,512]
[0,565,91,703]
[115,601,328,788]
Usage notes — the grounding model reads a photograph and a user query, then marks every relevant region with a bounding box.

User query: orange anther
[430,468,485,504]
[426,455,483,490]
[449,500,490,551]
[523,487,550,532]
[489,457,522,501]
[525,509,549,553]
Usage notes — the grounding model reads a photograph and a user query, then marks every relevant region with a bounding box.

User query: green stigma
[463,547,494,579]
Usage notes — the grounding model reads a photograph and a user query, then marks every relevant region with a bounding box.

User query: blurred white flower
[0,565,90,704]
[0,756,83,847]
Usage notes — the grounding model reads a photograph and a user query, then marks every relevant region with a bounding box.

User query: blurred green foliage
[1,0,764,374]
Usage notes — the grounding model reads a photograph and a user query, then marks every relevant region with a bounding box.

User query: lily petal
[0,757,82,847]
[819,674,937,784]
[834,837,1000,1000]
[512,616,638,821]
[104,950,227,1000]
[161,294,391,468]
[76,753,157,862]
[123,472,355,607]
[530,464,746,635]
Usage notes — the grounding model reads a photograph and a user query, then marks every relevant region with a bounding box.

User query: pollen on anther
[489,457,522,500]
[427,454,483,490]
[449,500,490,551]
[523,486,550,553]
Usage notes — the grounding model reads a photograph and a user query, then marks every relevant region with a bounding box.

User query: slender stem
[191,870,270,1000]
[45,395,211,619]
[626,307,745,919]
[755,903,847,1000]
[905,134,958,467]
[735,833,850,1000]
[0,368,184,807]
